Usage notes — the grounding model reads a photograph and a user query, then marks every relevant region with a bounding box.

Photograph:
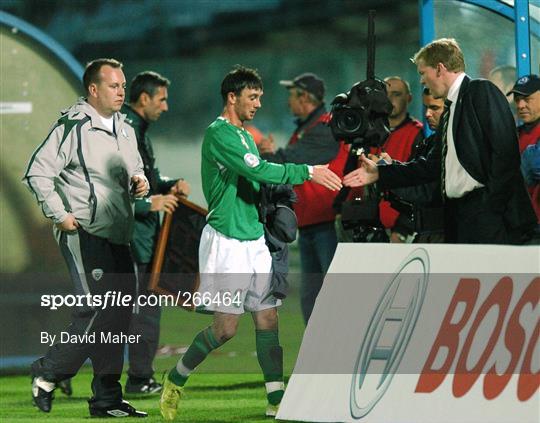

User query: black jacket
[378,75,536,241]
[123,105,177,263]
[391,133,444,235]
[261,105,338,165]
[259,184,298,300]
[392,133,440,205]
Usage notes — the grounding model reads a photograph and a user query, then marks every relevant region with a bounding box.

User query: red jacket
[519,122,540,222]
[375,116,423,229]
[518,121,540,153]
[293,142,348,227]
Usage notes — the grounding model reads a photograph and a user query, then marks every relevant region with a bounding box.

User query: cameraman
[374,77,423,242]
[376,88,445,243]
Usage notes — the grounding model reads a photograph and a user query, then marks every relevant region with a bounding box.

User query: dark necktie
[440,99,452,199]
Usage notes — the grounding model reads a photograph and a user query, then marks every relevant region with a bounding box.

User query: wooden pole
[148,210,173,291]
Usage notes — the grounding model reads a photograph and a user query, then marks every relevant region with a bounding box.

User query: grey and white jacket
[23,99,147,245]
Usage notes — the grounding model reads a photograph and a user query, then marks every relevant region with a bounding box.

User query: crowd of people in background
[23,37,539,419]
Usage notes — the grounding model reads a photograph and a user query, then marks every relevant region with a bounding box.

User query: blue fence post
[419,0,435,136]
[514,0,531,77]
[419,0,435,47]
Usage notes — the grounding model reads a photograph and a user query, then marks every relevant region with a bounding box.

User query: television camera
[330,11,412,242]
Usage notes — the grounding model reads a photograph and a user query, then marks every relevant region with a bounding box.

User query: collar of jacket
[391,113,417,132]
[122,104,149,133]
[452,74,471,136]
[519,119,540,134]
[63,97,128,134]
[294,103,327,128]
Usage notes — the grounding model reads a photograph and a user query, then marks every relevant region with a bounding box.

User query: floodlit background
[1,0,538,367]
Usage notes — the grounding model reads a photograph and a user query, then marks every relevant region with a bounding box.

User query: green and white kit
[198,117,311,312]
[201,117,310,240]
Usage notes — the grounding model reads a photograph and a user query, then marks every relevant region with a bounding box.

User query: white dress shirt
[444,72,484,198]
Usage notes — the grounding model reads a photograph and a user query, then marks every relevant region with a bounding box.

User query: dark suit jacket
[378,75,536,241]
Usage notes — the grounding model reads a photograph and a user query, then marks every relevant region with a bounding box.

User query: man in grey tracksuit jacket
[23,59,148,418]
[25,98,144,242]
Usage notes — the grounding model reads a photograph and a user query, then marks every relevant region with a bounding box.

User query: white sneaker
[265,402,279,417]
[31,377,55,412]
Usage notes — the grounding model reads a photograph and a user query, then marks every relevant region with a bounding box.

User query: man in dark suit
[343,38,535,244]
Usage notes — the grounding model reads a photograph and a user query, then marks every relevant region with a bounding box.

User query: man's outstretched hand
[343,155,380,188]
[311,165,343,191]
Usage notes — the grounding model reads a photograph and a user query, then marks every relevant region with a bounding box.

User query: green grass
[0,373,293,422]
[0,283,306,422]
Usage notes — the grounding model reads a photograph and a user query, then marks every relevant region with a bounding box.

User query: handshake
[342,154,382,188]
[310,165,342,191]
[257,134,376,192]
[309,152,383,192]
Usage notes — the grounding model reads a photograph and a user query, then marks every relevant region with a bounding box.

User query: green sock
[168,366,188,387]
[169,327,221,387]
[256,329,284,405]
[182,326,222,374]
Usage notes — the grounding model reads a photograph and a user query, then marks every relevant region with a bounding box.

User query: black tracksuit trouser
[32,228,135,410]
[127,263,161,382]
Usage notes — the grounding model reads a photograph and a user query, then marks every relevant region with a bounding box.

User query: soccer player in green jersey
[159,65,342,420]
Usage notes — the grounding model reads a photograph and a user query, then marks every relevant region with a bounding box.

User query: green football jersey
[201,117,309,240]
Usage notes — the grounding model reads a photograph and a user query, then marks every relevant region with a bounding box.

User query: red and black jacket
[374,115,423,230]
[261,105,348,228]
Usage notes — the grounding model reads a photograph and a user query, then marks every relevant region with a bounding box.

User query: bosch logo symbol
[350,248,429,419]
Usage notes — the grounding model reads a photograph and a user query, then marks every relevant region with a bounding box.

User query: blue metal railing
[0,10,83,80]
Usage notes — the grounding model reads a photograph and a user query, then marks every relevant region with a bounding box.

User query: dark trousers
[127,263,161,381]
[298,222,338,324]
[445,188,509,244]
[32,229,135,409]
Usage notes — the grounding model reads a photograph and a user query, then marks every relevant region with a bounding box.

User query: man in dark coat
[123,71,190,393]
[343,38,535,244]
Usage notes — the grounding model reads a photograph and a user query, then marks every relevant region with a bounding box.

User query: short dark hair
[221,65,263,104]
[129,71,170,103]
[83,58,123,93]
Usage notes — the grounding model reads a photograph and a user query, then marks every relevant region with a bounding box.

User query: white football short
[197,224,280,314]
